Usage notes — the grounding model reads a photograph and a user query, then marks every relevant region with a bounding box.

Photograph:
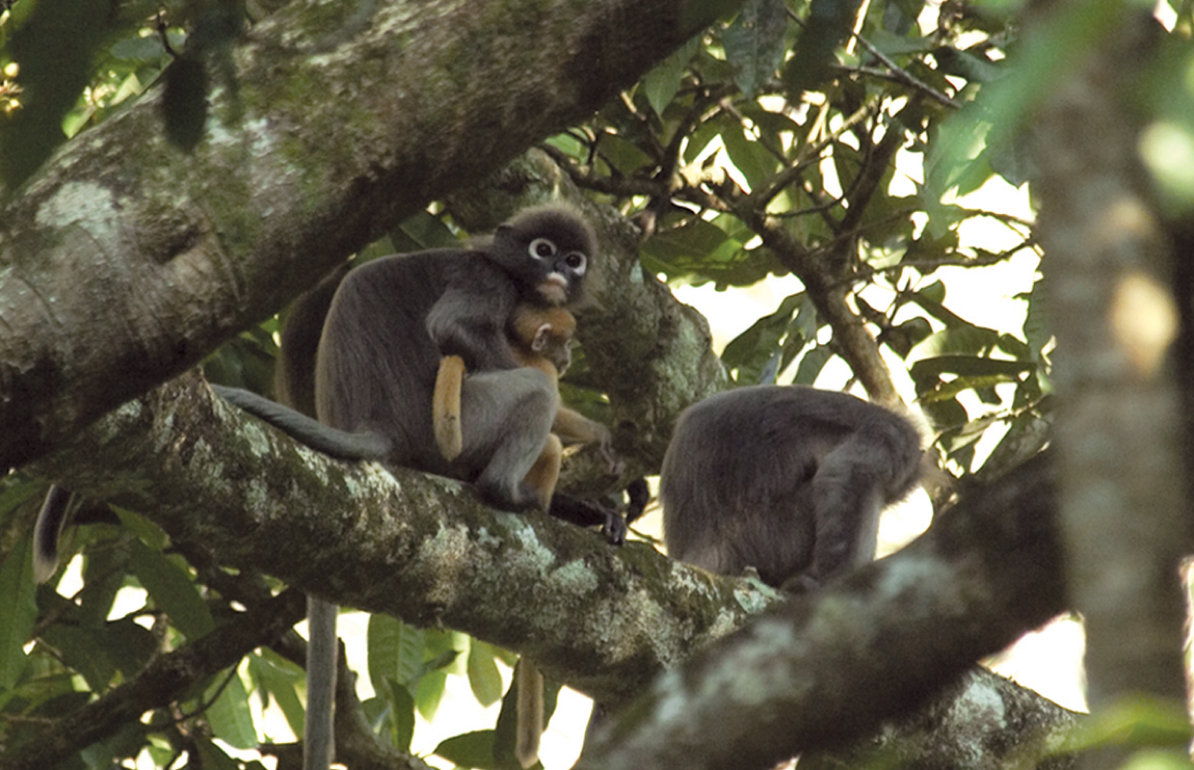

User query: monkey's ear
[495,223,514,238]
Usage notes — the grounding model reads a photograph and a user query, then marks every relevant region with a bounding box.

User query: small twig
[784,5,961,110]
[853,239,1040,281]
[850,33,961,109]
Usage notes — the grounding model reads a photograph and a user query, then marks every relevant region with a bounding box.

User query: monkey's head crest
[487,204,597,303]
[494,204,596,259]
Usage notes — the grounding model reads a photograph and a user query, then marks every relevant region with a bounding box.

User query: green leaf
[416,668,449,721]
[382,677,417,752]
[1067,694,1193,752]
[127,539,214,640]
[205,666,258,750]
[367,613,425,695]
[1021,278,1051,361]
[467,639,506,707]
[435,729,500,769]
[76,534,130,628]
[192,736,244,770]
[643,217,731,265]
[104,617,159,679]
[112,506,169,552]
[722,292,805,382]
[598,133,653,176]
[417,628,462,719]
[643,36,701,117]
[781,0,864,94]
[910,354,1035,380]
[109,32,167,63]
[792,345,833,385]
[0,534,37,688]
[38,621,115,691]
[249,649,307,740]
[544,131,588,162]
[720,124,779,190]
[722,0,789,97]
[390,210,460,252]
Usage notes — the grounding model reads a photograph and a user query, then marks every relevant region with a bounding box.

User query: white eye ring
[529,238,558,259]
[564,252,587,275]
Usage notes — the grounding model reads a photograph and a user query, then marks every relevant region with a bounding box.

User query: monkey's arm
[553,407,620,473]
[426,265,522,372]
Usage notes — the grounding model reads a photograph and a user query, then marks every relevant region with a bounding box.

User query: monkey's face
[490,208,594,306]
[527,237,586,305]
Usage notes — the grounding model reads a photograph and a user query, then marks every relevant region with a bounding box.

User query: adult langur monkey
[36,206,624,770]
[582,385,925,753]
[660,385,925,591]
[214,205,624,770]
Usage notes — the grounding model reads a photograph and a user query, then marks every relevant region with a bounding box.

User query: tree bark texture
[31,372,1071,765]
[0,0,740,470]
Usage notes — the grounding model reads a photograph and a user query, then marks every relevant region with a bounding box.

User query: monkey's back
[660,385,922,586]
[313,249,517,476]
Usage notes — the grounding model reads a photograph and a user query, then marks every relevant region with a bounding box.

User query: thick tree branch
[30,371,1072,762]
[0,0,743,470]
[1034,4,1192,739]
[29,370,773,708]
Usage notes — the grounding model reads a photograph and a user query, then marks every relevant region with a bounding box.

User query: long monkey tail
[514,657,545,769]
[433,355,466,461]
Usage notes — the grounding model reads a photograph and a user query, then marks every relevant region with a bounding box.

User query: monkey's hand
[552,410,622,474]
[548,493,627,545]
[596,431,623,477]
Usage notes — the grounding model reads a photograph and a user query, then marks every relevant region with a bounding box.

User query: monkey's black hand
[601,511,628,545]
[548,493,626,545]
[624,477,650,525]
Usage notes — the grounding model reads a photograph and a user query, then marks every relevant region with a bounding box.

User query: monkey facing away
[660,385,924,590]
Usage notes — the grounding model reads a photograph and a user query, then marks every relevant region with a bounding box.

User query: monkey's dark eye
[529,238,558,259]
[564,252,586,272]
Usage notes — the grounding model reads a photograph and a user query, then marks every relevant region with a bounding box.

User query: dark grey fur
[661,385,923,589]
